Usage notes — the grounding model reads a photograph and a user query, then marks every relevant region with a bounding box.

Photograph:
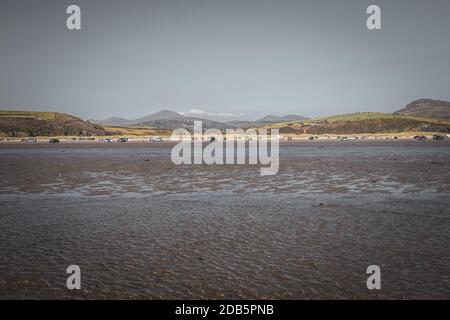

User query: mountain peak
[143,110,184,120]
[395,98,450,119]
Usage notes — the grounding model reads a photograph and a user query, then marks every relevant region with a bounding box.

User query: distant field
[322,112,450,124]
[0,110,78,121]
[263,112,450,128]
[0,110,106,137]
[104,126,172,136]
[259,112,450,135]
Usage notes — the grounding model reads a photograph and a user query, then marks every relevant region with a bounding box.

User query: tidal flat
[0,141,449,299]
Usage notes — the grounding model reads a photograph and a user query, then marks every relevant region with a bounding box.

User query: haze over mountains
[256,114,309,123]
[91,110,227,130]
[91,111,309,129]
[90,98,450,130]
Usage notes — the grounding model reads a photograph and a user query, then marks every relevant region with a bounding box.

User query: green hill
[264,112,450,135]
[0,110,109,137]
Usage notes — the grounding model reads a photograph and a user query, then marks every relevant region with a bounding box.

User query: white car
[152,136,163,142]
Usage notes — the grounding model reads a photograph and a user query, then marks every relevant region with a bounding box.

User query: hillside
[395,99,450,119]
[91,110,184,126]
[0,111,108,137]
[256,114,308,123]
[137,116,227,130]
[264,112,450,135]
[103,126,172,137]
[93,110,310,130]
[135,110,185,122]
[94,110,227,130]
[5,101,450,137]
[89,117,130,126]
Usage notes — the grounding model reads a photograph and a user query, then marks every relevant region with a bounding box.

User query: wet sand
[0,141,449,299]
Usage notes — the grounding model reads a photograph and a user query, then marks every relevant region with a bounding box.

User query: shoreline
[1,132,449,144]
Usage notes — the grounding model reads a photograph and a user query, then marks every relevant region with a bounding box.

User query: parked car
[433,135,448,141]
[49,138,60,143]
[118,137,129,143]
[413,135,427,141]
[152,136,163,142]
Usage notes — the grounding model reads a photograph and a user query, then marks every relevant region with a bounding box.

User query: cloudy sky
[0,0,449,120]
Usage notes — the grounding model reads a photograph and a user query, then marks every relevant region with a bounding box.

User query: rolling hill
[93,110,227,130]
[264,112,450,135]
[89,117,130,126]
[0,111,109,137]
[395,99,450,119]
[92,110,190,126]
[3,98,450,137]
[256,114,308,123]
[134,110,185,122]
[93,110,310,130]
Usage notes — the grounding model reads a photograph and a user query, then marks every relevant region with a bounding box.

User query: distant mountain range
[89,98,450,131]
[90,98,450,128]
[2,98,450,137]
[255,114,308,123]
[91,110,227,130]
[91,110,309,129]
[89,110,183,126]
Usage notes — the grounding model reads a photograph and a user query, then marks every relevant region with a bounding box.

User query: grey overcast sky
[0,0,449,120]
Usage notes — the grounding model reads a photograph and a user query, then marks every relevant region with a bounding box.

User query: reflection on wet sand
[0,141,449,299]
